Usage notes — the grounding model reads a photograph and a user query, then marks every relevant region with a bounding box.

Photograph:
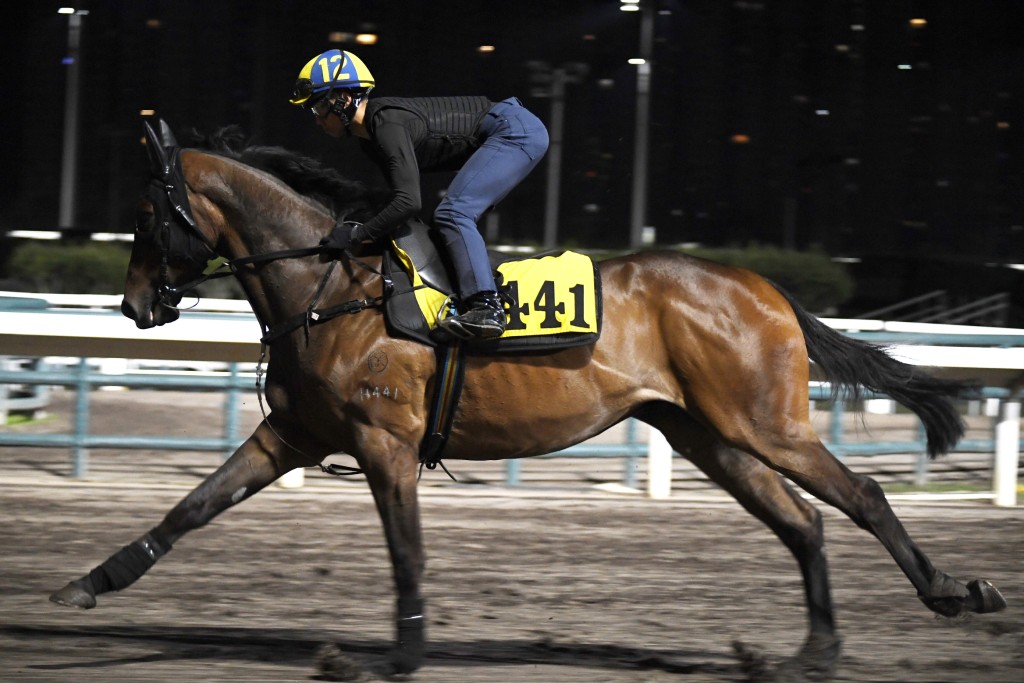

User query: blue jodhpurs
[433,97,549,298]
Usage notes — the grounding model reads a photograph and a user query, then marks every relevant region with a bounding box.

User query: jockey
[290,49,549,341]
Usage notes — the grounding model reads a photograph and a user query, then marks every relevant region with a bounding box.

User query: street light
[58,7,88,229]
[628,0,654,249]
[527,61,588,248]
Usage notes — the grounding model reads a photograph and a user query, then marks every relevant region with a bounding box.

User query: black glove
[319,220,365,251]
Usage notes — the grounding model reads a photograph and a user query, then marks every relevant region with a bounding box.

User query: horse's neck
[203,158,378,332]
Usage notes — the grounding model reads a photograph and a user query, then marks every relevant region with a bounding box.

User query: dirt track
[1,480,1022,682]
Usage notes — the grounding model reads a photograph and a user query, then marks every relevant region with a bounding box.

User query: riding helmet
[289,49,375,106]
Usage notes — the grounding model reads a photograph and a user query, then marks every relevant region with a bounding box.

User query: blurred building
[2,0,1022,268]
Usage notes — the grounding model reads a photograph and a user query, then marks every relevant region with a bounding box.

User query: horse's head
[122,120,217,328]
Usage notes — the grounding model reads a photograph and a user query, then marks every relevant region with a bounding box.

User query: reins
[174,243,424,480]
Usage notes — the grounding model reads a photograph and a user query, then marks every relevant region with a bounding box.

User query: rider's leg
[435,98,548,339]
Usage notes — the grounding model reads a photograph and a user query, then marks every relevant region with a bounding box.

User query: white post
[993,400,1020,507]
[647,428,672,499]
[276,467,305,489]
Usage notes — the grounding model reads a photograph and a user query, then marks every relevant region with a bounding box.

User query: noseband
[141,121,218,308]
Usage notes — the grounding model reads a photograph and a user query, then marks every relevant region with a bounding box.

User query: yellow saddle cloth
[385,244,602,352]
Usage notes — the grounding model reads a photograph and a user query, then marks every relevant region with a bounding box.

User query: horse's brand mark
[368,350,388,373]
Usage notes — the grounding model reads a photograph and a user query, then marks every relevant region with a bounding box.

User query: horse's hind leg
[639,404,840,679]
[767,435,1004,617]
[50,417,319,609]
[702,387,1006,620]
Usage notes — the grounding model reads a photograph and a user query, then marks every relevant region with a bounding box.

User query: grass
[2,413,52,427]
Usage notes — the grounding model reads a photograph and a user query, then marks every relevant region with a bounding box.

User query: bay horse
[50,121,1005,680]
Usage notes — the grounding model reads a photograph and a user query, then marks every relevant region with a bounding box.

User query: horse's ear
[143,120,169,175]
[156,118,180,149]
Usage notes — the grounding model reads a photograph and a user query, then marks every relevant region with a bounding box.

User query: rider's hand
[319,220,365,251]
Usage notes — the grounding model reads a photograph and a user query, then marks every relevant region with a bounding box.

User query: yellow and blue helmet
[289,49,375,106]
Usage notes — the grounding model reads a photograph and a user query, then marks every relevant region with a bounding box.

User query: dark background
[2,1,1023,315]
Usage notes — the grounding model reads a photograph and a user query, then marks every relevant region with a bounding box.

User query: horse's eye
[135,209,156,233]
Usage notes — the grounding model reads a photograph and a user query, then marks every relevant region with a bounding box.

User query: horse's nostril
[120,299,136,320]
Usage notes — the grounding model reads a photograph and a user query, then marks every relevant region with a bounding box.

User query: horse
[50,120,1006,680]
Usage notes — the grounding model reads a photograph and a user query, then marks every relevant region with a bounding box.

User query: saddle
[383,220,602,353]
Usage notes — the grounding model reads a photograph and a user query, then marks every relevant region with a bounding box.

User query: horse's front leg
[358,433,426,675]
[50,417,323,609]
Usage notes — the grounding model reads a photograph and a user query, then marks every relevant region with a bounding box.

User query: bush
[7,242,131,294]
[681,245,854,314]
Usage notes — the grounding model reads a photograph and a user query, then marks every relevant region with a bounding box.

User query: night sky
[2,0,1023,261]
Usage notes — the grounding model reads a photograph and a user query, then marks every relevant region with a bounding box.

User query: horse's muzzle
[121,297,179,329]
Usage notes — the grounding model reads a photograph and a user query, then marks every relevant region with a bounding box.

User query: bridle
[140,121,218,310]
[140,119,389,334]
[139,118,392,476]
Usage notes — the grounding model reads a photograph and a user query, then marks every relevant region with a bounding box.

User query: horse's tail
[773,285,970,458]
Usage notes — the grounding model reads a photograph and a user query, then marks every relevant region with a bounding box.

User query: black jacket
[358,96,493,239]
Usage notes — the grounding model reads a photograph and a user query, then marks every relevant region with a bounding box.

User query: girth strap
[419,341,467,477]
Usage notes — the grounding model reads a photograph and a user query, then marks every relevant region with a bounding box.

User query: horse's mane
[190,125,387,222]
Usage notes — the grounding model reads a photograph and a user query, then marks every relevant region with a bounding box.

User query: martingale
[385,245,602,352]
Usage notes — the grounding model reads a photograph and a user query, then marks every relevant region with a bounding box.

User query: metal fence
[0,356,1018,487]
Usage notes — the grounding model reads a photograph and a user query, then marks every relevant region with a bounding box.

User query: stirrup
[435,295,473,340]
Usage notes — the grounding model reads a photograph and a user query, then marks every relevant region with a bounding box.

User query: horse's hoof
[314,643,367,682]
[388,640,424,675]
[49,581,96,609]
[967,579,1007,614]
[786,633,840,681]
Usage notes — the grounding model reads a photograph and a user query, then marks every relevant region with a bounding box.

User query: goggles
[291,78,316,105]
[309,96,332,119]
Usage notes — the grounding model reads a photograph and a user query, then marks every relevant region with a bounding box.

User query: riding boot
[439,291,506,340]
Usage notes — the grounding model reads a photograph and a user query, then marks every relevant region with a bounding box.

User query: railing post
[0,367,9,425]
[223,362,240,460]
[505,459,521,486]
[623,418,638,489]
[72,357,90,478]
[830,398,844,461]
[994,399,1020,507]
[647,427,672,499]
[914,420,929,486]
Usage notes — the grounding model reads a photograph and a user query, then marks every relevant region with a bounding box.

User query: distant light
[628,58,646,65]
[815,109,830,116]
[58,7,75,14]
[909,18,928,27]
[477,45,496,53]
[91,233,133,242]
[140,109,156,116]
[9,230,61,240]
[61,57,74,65]
[851,23,865,31]
[730,134,751,144]
[355,33,378,45]
[582,34,597,41]
[620,0,640,4]
[620,5,640,11]
[898,64,912,70]
[997,121,1010,129]
[146,18,161,28]
[328,31,353,43]
[597,78,615,89]
[834,44,850,53]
